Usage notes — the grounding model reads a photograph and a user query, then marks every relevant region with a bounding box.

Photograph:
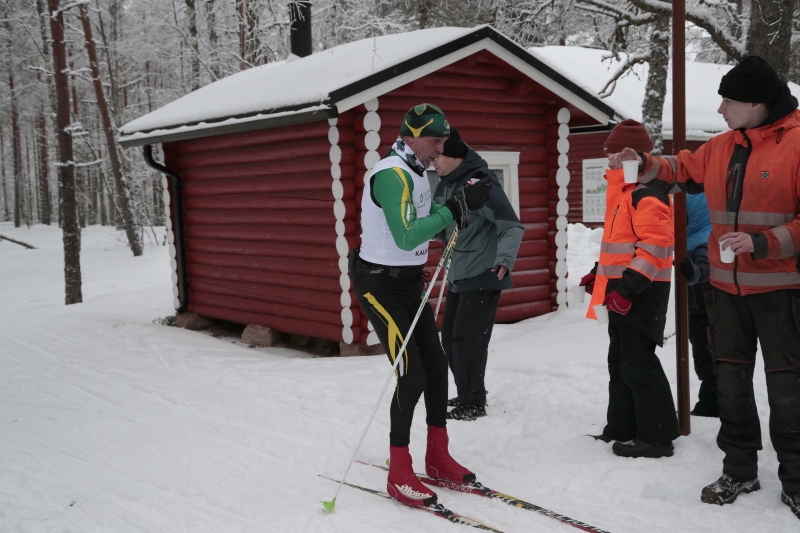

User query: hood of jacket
[757,84,799,129]
[732,88,800,146]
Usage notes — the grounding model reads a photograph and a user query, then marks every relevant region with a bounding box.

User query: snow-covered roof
[530,46,800,141]
[119,26,617,147]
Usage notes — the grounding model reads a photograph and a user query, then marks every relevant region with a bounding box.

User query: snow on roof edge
[118,105,330,148]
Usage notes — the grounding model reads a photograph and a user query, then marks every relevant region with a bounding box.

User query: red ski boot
[425,425,476,485]
[387,445,437,507]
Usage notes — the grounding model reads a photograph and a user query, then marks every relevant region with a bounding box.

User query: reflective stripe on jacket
[639,109,800,296]
[587,168,674,319]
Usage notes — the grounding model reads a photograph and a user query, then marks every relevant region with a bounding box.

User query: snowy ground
[0,222,794,533]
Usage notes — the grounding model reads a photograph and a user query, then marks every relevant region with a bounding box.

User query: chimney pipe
[288,2,312,58]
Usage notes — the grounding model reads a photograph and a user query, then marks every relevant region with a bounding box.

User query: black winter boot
[446,403,486,421]
[700,474,760,505]
[782,491,800,520]
[612,439,674,458]
[447,397,462,408]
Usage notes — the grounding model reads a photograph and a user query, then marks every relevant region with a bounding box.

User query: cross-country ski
[360,461,612,533]
[319,475,504,532]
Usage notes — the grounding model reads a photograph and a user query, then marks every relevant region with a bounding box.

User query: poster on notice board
[582,158,609,223]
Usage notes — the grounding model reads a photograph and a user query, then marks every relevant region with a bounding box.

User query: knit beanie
[603,119,653,153]
[718,56,784,104]
[399,103,450,138]
[441,127,467,158]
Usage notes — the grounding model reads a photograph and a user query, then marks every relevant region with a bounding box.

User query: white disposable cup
[622,160,639,183]
[573,285,586,304]
[719,240,735,263]
[594,304,609,325]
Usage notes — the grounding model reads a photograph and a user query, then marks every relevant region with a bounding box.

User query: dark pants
[706,287,800,492]
[353,271,449,447]
[689,313,718,413]
[441,290,501,405]
[603,315,680,446]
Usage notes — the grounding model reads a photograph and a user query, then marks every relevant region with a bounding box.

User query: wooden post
[672,0,691,436]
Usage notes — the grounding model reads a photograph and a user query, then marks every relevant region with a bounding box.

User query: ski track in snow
[0,222,795,532]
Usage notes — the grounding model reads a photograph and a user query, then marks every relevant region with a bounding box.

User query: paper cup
[622,160,639,183]
[594,304,609,325]
[573,285,586,304]
[719,240,735,263]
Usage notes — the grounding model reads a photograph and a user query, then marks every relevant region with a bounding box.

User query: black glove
[680,257,700,285]
[445,173,492,229]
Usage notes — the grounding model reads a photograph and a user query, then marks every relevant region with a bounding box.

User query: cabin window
[426,150,520,217]
[479,151,520,217]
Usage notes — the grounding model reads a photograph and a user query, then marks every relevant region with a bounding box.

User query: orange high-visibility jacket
[639,110,800,296]
[587,169,674,319]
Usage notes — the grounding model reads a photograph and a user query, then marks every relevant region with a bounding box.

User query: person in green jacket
[433,128,524,420]
[348,104,491,508]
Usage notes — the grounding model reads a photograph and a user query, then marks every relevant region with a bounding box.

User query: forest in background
[1,0,798,302]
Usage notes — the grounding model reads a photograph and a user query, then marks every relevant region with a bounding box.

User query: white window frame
[478,151,520,217]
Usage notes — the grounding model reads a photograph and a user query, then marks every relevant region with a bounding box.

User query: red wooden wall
[162,119,360,342]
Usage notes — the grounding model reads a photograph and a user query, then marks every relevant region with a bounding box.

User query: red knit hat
[603,119,653,153]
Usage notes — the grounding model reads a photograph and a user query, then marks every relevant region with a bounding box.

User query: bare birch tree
[185,0,200,90]
[641,15,669,155]
[79,3,143,256]
[47,0,82,304]
[204,0,221,79]
[9,68,22,228]
[0,124,8,221]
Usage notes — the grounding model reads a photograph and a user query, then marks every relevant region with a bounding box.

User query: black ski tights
[354,271,448,447]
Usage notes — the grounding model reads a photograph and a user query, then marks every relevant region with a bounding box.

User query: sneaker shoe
[425,425,476,485]
[446,403,486,421]
[700,474,760,505]
[387,445,437,507]
[781,490,800,519]
[612,439,674,458]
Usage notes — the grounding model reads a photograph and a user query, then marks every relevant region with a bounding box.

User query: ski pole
[322,229,459,511]
[433,240,455,321]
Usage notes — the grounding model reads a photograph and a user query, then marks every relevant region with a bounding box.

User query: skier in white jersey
[349,103,491,507]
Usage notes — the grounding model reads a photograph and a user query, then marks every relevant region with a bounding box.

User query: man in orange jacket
[609,56,800,520]
[580,120,679,459]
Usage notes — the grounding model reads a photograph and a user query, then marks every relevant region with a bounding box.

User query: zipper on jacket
[609,205,620,235]
[728,131,752,295]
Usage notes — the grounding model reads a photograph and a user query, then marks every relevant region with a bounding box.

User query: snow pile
[567,222,603,297]
[0,222,795,532]
[529,46,800,139]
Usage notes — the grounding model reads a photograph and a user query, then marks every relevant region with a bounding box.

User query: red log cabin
[120,25,629,352]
